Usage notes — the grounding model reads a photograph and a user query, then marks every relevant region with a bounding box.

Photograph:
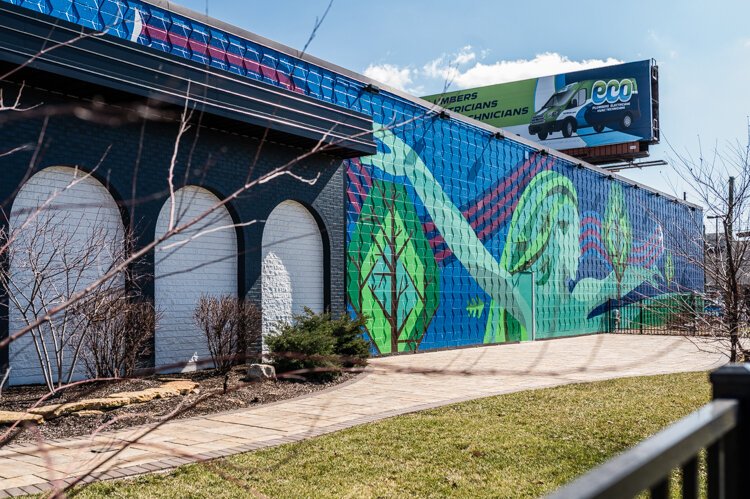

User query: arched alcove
[261,200,324,346]
[154,186,237,372]
[8,166,125,386]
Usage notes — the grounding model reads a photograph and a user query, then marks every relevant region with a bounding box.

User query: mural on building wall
[8,0,704,352]
[347,127,703,351]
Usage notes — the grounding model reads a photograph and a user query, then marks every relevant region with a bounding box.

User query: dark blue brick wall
[0,79,345,368]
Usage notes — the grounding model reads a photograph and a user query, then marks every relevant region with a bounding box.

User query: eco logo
[592,79,636,105]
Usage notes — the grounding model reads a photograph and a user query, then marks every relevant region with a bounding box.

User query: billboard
[422,60,658,152]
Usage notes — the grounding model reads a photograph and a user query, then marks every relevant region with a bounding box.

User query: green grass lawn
[75,372,711,499]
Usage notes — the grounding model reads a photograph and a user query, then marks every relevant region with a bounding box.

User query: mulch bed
[0,367,361,445]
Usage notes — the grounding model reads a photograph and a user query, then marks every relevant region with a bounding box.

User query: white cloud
[424,52,623,90]
[364,51,623,95]
[363,63,415,92]
[452,45,476,65]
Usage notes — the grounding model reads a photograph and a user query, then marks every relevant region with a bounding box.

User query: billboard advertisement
[422,60,657,151]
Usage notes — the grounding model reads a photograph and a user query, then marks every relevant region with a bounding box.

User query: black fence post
[710,365,750,499]
[639,301,643,334]
[690,293,698,336]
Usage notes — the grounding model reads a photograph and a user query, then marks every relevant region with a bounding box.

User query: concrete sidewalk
[0,334,725,496]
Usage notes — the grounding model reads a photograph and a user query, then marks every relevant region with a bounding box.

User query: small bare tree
[194,294,261,392]
[670,134,750,361]
[1,210,125,391]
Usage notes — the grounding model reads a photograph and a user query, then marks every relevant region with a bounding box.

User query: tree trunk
[724,212,741,363]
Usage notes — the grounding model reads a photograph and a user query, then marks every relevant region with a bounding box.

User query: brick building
[0,0,704,385]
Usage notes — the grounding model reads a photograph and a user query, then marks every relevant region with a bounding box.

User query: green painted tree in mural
[347,180,439,354]
[603,183,632,304]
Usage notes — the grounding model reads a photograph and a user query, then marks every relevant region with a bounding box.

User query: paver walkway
[0,334,726,496]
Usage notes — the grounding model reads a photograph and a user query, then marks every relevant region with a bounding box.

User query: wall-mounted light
[363,83,380,94]
[607,175,614,180]
[539,149,549,156]
[493,131,505,140]
[576,162,584,169]
[438,110,450,120]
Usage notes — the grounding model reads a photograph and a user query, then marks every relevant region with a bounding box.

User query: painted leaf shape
[347,180,439,354]
[467,298,485,318]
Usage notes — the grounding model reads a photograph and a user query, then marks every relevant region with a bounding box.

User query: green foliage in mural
[665,251,675,283]
[362,128,534,337]
[347,180,440,354]
[484,300,514,344]
[603,183,632,283]
[466,298,485,318]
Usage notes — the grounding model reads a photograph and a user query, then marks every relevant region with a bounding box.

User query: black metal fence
[547,364,750,499]
[607,293,714,336]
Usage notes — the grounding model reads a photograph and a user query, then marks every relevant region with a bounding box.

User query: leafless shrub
[80,292,158,379]
[194,295,261,392]
[1,211,125,392]
[238,299,262,364]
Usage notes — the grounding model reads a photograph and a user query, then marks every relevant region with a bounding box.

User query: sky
[175,0,750,206]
